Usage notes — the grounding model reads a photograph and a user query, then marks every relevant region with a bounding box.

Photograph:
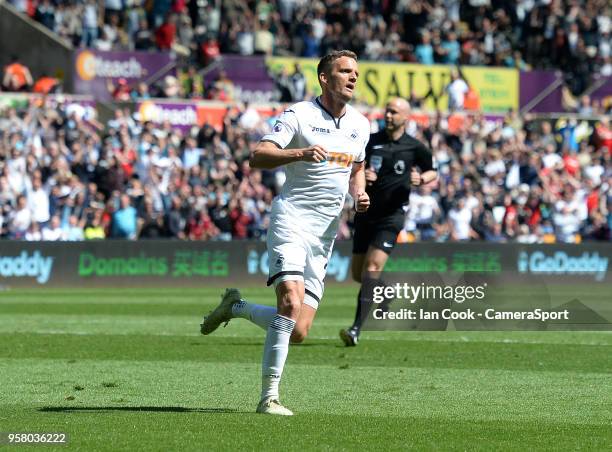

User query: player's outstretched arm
[249,141,328,169]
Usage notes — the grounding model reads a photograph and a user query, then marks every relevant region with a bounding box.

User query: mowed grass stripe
[0,287,309,306]
[1,332,610,373]
[1,285,609,307]
[2,410,610,451]
[0,302,213,316]
[0,302,380,318]
[3,313,612,346]
[0,314,211,336]
[1,359,610,426]
[3,316,612,351]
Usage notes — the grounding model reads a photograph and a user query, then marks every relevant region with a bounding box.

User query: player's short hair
[317,50,358,76]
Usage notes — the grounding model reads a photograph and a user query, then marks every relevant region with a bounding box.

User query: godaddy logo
[518,251,608,281]
[0,251,54,284]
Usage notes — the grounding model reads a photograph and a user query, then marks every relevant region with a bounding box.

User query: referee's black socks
[352,277,387,332]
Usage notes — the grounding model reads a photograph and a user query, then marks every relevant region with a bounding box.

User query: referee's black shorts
[352,210,405,255]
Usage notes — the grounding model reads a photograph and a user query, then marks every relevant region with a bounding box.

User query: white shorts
[266,205,336,310]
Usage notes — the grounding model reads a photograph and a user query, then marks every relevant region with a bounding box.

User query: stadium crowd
[7,0,611,94]
[0,96,609,243]
[1,1,610,242]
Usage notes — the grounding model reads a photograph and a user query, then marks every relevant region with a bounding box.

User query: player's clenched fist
[301,145,329,163]
[410,168,422,186]
[355,191,370,213]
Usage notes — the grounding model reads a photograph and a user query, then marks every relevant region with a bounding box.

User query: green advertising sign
[78,250,229,278]
[385,252,502,274]
[0,242,608,288]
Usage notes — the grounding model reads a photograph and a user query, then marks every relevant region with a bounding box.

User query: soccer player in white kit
[200,50,371,415]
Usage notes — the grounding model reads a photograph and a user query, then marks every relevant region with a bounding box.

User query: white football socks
[261,314,296,401]
[230,300,296,401]
[231,300,277,330]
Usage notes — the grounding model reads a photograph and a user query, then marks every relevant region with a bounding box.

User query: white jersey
[261,98,369,236]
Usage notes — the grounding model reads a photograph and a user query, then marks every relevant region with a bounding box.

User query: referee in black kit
[340,98,438,346]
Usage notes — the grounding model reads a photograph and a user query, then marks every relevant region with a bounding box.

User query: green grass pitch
[0,287,610,451]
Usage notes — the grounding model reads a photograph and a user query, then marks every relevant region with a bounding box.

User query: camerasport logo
[0,251,54,284]
[517,251,608,281]
[75,50,145,81]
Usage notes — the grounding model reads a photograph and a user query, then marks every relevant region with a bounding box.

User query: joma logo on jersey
[327,152,355,167]
[311,126,331,134]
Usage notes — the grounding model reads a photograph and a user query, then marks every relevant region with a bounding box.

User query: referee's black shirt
[362,130,434,218]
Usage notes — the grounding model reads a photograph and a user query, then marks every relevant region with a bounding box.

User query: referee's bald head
[386,98,410,116]
[384,98,410,136]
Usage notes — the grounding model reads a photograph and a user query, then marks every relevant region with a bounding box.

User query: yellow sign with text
[267,58,518,113]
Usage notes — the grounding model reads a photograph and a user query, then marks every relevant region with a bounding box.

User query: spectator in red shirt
[107,78,131,101]
[201,37,220,66]
[525,195,543,228]
[229,198,252,239]
[155,14,177,51]
[171,0,186,14]
[562,150,580,176]
[188,210,219,240]
[595,118,612,155]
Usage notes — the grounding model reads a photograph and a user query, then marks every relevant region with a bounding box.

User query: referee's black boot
[339,326,360,347]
